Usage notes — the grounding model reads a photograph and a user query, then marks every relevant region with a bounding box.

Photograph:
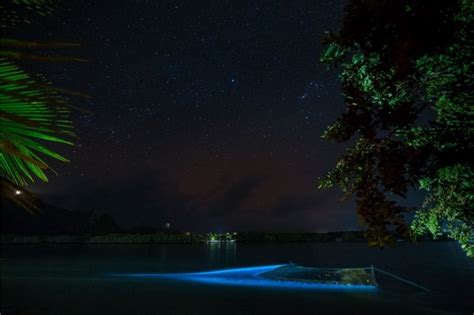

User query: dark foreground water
[1,241,473,315]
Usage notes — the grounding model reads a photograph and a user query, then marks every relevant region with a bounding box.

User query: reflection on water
[206,241,237,266]
[1,242,473,315]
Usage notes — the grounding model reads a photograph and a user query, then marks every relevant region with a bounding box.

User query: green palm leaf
[0,0,82,212]
[0,59,74,186]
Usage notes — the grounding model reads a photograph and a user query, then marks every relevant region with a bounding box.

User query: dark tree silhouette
[319,0,473,256]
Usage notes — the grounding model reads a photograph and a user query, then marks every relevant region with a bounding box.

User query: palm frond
[0,38,80,48]
[1,0,59,27]
[0,59,74,186]
[0,177,39,213]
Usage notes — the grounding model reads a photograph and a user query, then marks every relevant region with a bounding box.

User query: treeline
[0,232,362,244]
[0,231,448,244]
[1,198,449,245]
[236,231,449,242]
[0,233,201,244]
[236,231,365,242]
[1,198,120,235]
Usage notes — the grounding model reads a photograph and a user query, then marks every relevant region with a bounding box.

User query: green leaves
[411,165,474,257]
[0,0,85,216]
[0,60,74,186]
[320,42,347,65]
[319,0,474,256]
[1,0,59,27]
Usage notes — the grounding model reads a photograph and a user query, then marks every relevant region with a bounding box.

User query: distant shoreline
[0,231,449,245]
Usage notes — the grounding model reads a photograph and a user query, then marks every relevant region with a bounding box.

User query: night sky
[11,0,368,232]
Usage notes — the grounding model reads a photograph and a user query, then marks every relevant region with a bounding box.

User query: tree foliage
[0,60,74,186]
[1,0,83,209]
[319,0,474,256]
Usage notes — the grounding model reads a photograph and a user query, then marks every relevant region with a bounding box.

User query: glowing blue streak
[183,264,284,276]
[116,265,283,279]
[112,264,377,291]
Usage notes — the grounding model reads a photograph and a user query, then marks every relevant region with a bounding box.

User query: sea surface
[1,241,473,314]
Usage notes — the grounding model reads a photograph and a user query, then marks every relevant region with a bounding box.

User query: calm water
[1,242,473,314]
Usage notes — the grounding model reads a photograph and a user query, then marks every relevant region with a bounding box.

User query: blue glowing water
[2,242,473,314]
[113,264,378,291]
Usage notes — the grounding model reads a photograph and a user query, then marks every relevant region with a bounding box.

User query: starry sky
[11,0,369,232]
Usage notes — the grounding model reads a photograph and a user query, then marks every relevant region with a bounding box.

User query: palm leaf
[0,0,83,213]
[0,59,74,186]
[1,0,59,27]
[0,177,39,213]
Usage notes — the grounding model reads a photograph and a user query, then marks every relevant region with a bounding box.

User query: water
[1,242,473,314]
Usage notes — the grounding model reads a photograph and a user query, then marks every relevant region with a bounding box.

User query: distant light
[165,222,171,229]
[15,190,22,195]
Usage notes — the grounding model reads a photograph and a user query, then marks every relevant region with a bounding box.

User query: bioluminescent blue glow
[182,264,285,276]
[111,264,378,291]
[114,264,284,279]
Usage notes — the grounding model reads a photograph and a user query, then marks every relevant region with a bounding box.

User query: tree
[319,0,474,256]
[1,1,85,210]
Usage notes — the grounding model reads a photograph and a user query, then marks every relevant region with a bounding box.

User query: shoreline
[0,231,450,245]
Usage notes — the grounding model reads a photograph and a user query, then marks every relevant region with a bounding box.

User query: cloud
[269,192,331,216]
[42,166,358,232]
[43,169,194,227]
[189,173,267,217]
